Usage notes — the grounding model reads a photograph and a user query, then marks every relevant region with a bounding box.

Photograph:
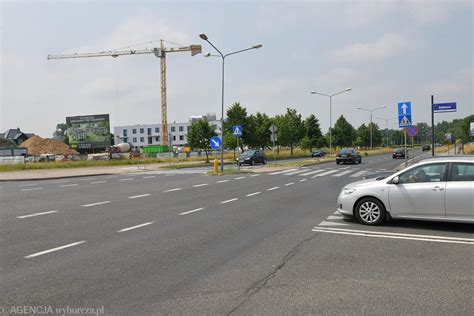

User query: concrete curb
[0,173,116,182]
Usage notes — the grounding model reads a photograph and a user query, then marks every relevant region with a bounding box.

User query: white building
[114,114,220,148]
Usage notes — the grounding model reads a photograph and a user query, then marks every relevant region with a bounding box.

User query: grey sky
[1,0,472,137]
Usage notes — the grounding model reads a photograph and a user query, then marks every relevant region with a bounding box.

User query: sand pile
[20,136,78,155]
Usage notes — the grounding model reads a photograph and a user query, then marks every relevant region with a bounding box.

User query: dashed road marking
[18,183,36,187]
[90,181,107,184]
[17,210,58,219]
[163,188,182,192]
[285,182,294,186]
[267,186,280,191]
[117,222,154,233]
[180,208,204,215]
[235,176,246,180]
[216,180,229,183]
[60,184,79,187]
[128,194,151,199]
[299,179,307,182]
[246,192,261,197]
[142,176,156,179]
[193,183,209,187]
[51,180,70,184]
[220,198,239,204]
[250,174,260,177]
[119,178,134,181]
[24,241,86,259]
[21,187,43,192]
[82,201,110,208]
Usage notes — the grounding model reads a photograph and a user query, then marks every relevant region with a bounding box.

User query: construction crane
[47,40,202,146]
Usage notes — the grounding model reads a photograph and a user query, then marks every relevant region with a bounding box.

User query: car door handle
[432,186,444,191]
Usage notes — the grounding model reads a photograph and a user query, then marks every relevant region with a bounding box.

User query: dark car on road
[311,149,326,157]
[237,149,266,166]
[392,147,407,159]
[336,148,361,164]
[422,144,431,151]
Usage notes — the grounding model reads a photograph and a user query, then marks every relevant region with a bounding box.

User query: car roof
[417,156,474,164]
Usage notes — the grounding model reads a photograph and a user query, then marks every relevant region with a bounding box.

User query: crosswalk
[267,167,387,179]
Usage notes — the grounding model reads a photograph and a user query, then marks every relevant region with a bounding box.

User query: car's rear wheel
[250,159,255,166]
[354,198,386,226]
[263,158,267,165]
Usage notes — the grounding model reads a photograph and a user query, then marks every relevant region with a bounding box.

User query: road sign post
[232,125,243,171]
[431,97,457,156]
[398,102,413,167]
[269,124,278,165]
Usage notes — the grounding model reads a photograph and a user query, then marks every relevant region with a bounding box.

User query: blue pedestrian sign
[210,136,222,150]
[433,102,456,113]
[232,125,243,137]
[398,101,412,128]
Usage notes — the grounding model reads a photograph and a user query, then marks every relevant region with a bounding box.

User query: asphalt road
[1,151,472,315]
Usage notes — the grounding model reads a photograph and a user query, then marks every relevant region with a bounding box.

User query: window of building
[155,127,160,133]
[123,137,128,143]
[179,135,184,141]
[123,129,128,137]
[132,137,137,143]
[155,136,160,142]
[171,126,176,132]
[148,137,152,145]
[147,128,152,135]
[140,128,144,134]
[173,135,176,141]
[132,129,137,134]
[140,137,144,142]
[179,126,184,132]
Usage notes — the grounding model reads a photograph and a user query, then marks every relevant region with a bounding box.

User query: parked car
[392,148,408,159]
[336,148,361,164]
[311,149,326,157]
[422,144,431,151]
[237,149,266,166]
[337,156,474,225]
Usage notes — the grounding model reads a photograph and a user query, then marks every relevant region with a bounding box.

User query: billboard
[66,114,111,150]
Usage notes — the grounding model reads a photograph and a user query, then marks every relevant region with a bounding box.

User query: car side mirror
[392,176,400,184]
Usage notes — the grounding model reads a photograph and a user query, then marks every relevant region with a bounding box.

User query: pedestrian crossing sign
[232,125,243,137]
[398,114,412,128]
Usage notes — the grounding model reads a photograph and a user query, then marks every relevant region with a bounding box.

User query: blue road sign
[210,136,222,150]
[232,125,243,137]
[398,102,411,117]
[398,114,412,128]
[433,102,457,113]
[406,125,418,137]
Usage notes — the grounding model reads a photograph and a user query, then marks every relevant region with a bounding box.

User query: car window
[450,163,474,181]
[398,163,447,184]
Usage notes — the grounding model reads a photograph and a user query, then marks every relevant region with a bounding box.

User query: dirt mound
[20,136,78,155]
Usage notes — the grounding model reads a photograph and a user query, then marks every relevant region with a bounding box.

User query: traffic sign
[232,125,243,137]
[406,125,418,137]
[433,102,457,113]
[398,102,411,117]
[269,124,277,133]
[399,114,412,128]
[210,136,222,150]
[445,133,452,141]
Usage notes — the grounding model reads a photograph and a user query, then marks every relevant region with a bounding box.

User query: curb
[0,173,115,182]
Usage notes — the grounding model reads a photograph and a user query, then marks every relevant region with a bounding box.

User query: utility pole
[431,95,435,157]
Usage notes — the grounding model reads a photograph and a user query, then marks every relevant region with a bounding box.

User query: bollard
[214,158,219,174]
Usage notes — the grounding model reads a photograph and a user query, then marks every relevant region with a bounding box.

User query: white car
[337,156,474,225]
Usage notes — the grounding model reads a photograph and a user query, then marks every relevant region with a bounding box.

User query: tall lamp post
[310,88,351,154]
[357,106,386,150]
[199,33,262,172]
[376,116,398,147]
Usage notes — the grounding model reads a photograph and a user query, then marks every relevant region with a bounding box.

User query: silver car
[337,156,474,225]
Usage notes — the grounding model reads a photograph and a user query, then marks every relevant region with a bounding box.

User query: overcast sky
[1,0,472,137]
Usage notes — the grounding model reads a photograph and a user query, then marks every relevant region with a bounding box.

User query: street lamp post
[376,116,398,147]
[310,88,351,154]
[199,33,262,172]
[357,106,386,150]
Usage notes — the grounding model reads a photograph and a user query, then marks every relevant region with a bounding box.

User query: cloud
[423,67,473,95]
[331,33,410,64]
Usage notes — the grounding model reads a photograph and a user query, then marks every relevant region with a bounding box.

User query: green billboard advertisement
[65,114,111,150]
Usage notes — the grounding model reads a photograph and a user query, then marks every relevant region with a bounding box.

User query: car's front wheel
[250,159,255,166]
[354,198,386,226]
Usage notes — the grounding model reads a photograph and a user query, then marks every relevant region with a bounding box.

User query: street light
[376,116,398,147]
[357,105,386,150]
[310,88,351,154]
[199,33,263,172]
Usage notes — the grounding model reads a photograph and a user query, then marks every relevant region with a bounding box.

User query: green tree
[301,114,323,152]
[53,123,69,144]
[461,114,474,141]
[187,119,217,163]
[225,102,250,151]
[275,108,305,155]
[355,123,370,148]
[368,122,382,147]
[332,115,355,148]
[249,112,272,149]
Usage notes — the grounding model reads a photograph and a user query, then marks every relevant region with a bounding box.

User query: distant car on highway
[311,149,326,157]
[422,144,431,151]
[392,147,407,159]
[237,149,266,166]
[336,148,361,164]
[337,156,474,225]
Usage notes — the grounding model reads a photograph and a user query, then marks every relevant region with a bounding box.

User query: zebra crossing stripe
[350,170,368,177]
[318,221,350,226]
[299,169,325,176]
[269,168,298,175]
[332,170,354,177]
[284,169,310,176]
[312,170,339,178]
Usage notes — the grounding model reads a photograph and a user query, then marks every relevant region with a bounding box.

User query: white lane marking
[350,170,368,178]
[142,176,156,179]
[128,194,151,199]
[300,179,308,182]
[216,180,229,183]
[326,214,344,220]
[235,176,246,180]
[24,241,86,259]
[380,168,387,171]
[51,180,70,184]
[90,181,107,184]
[220,198,238,204]
[17,210,58,219]
[250,174,260,177]
[21,187,43,192]
[312,170,338,178]
[163,188,182,192]
[105,175,118,179]
[119,178,134,181]
[117,222,154,233]
[332,170,354,177]
[312,227,474,243]
[179,208,204,215]
[193,183,209,187]
[60,183,78,187]
[299,169,325,176]
[267,186,280,191]
[269,168,298,175]
[285,182,294,186]
[18,183,36,187]
[284,169,308,176]
[82,201,110,208]
[246,192,261,197]
[318,221,350,226]
[340,166,350,170]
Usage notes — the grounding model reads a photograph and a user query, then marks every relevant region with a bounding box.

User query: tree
[461,114,474,141]
[53,123,68,144]
[355,123,370,148]
[302,114,324,152]
[187,119,217,163]
[225,102,254,151]
[275,108,305,155]
[332,115,355,148]
[249,112,272,149]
